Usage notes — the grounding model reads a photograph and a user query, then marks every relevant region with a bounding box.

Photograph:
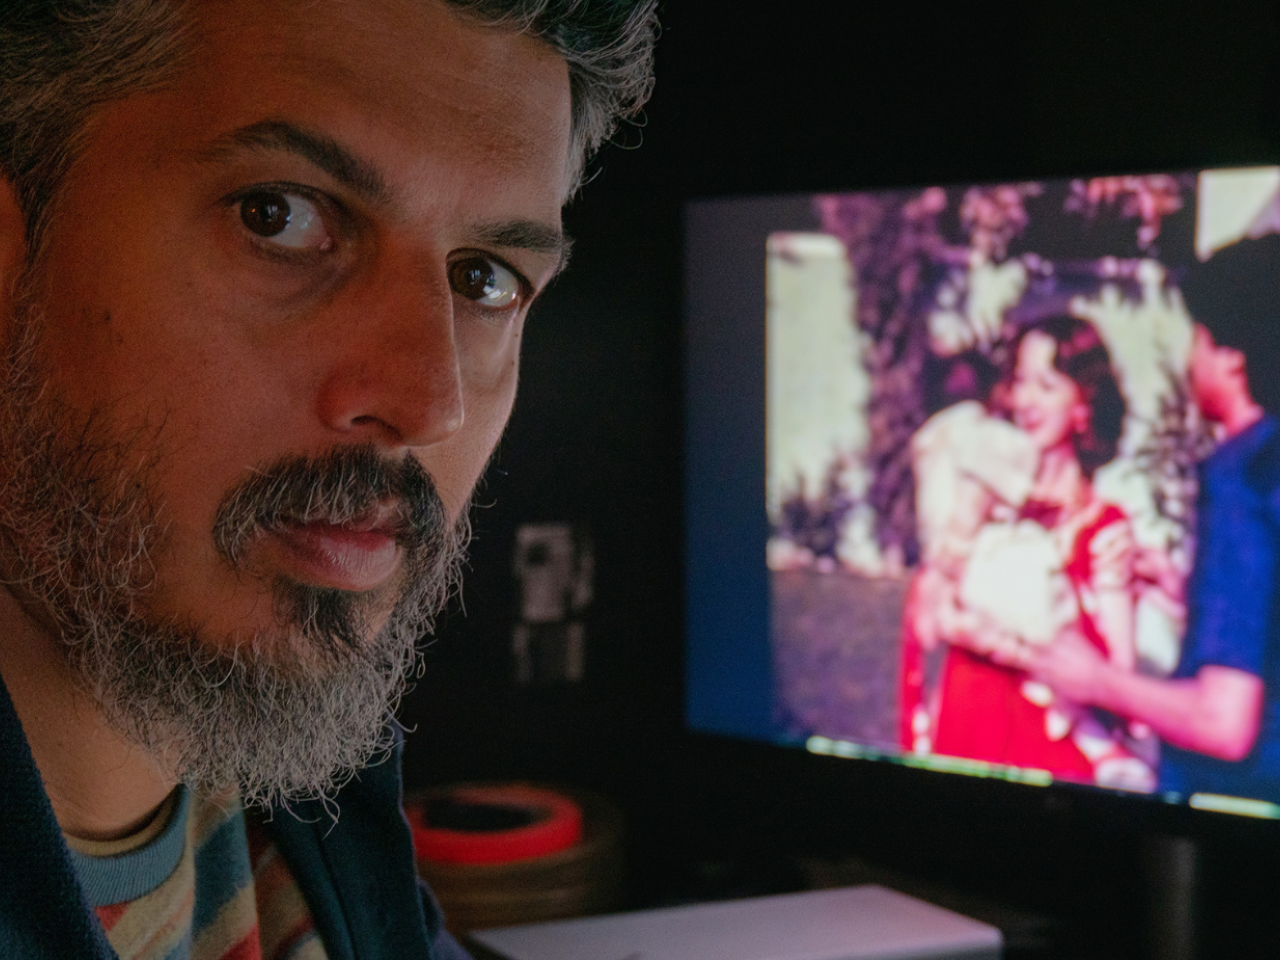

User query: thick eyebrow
[469,220,573,275]
[196,119,571,273]
[196,119,392,206]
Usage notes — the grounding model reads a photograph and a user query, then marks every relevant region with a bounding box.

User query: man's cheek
[421,397,515,521]
[462,330,521,443]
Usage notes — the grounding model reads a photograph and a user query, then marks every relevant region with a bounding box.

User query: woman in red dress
[925,315,1137,783]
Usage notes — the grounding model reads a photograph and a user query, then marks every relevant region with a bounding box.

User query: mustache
[212,444,447,568]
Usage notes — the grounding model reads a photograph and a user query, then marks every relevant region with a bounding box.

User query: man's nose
[314,258,464,449]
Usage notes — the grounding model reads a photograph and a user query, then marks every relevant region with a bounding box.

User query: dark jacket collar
[253,729,442,960]
[0,666,114,959]
[0,668,442,959]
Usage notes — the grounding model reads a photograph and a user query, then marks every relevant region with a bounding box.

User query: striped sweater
[66,787,326,960]
[0,669,466,960]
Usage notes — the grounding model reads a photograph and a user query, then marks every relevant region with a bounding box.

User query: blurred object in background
[512,524,594,685]
[408,783,624,933]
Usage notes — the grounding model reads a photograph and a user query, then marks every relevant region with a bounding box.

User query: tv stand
[1144,834,1198,960]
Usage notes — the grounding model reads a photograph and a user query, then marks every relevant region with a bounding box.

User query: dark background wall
[401,4,1280,956]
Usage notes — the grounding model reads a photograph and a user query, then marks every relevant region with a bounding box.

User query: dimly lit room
[396,4,1280,959]
[9,2,1280,959]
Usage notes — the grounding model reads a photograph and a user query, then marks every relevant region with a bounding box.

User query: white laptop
[468,884,1002,960]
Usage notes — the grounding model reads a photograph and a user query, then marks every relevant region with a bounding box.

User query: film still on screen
[767,168,1280,812]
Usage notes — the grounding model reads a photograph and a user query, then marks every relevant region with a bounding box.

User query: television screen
[686,168,1280,818]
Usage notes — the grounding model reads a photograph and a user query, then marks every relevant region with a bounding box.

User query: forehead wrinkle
[191,119,394,207]
[179,2,574,210]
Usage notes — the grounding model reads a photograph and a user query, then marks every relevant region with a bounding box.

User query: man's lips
[264,517,404,592]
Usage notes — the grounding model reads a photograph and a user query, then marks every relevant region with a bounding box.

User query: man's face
[0,0,571,799]
[1189,323,1246,424]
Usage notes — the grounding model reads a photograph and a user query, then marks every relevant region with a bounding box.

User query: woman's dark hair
[1010,315,1126,478]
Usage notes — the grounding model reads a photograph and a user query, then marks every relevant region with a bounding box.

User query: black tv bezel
[679,169,1280,871]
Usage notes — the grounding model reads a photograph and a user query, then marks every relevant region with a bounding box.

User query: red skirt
[931,646,1094,782]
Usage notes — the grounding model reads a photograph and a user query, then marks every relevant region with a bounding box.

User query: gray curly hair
[0,0,658,256]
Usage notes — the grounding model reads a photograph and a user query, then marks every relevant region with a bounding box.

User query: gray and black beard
[0,299,470,809]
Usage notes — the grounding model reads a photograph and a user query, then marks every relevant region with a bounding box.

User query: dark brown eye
[449,258,493,299]
[448,256,520,308]
[235,191,331,251]
[240,192,291,237]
